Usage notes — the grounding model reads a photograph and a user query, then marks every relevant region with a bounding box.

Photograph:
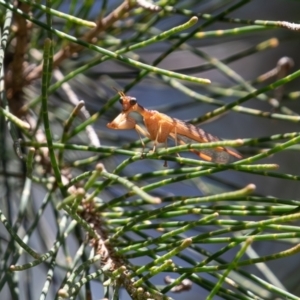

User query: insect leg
[169,130,182,158]
[163,137,168,167]
[157,122,170,167]
[134,124,150,158]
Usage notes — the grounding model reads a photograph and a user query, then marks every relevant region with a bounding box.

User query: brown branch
[6,2,31,117]
[79,163,167,300]
[25,0,136,83]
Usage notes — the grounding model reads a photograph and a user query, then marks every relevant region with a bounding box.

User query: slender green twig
[0,208,40,258]
[17,0,96,27]
[21,15,205,114]
[41,39,64,192]
[0,1,210,84]
[207,238,252,300]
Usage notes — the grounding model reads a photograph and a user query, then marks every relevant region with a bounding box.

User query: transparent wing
[169,133,239,164]
[171,118,241,161]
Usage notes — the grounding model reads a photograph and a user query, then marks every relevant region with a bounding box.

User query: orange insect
[107,91,242,164]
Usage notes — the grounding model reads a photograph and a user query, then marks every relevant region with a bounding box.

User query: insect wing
[171,134,232,163]
[171,118,241,160]
[173,118,221,143]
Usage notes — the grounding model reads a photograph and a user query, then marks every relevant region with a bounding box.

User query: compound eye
[119,98,124,104]
[129,97,137,106]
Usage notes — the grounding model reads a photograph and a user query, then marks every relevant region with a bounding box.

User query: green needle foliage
[1,1,300,300]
